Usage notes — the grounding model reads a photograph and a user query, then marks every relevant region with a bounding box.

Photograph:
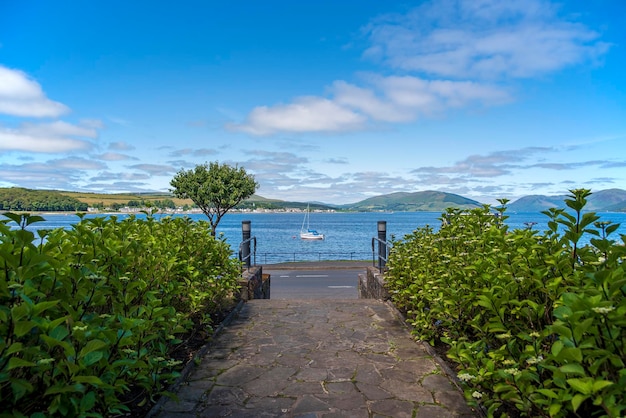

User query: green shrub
[0,213,241,417]
[386,189,625,417]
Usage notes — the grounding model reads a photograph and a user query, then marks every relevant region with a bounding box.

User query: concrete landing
[154,299,477,418]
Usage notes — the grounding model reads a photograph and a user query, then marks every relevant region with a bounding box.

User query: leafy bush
[386,189,625,417]
[0,213,241,417]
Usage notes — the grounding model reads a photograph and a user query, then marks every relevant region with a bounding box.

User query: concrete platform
[152,299,477,418]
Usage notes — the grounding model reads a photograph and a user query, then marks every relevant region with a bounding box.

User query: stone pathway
[153,299,477,418]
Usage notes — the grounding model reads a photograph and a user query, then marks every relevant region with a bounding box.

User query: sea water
[5,211,626,263]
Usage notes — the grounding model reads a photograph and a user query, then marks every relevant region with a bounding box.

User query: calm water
[6,211,626,263]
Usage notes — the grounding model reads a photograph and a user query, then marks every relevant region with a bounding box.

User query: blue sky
[1,0,625,205]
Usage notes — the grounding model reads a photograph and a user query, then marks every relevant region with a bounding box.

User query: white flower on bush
[458,373,476,382]
[592,306,615,314]
[472,391,483,399]
[526,356,544,365]
[504,368,521,376]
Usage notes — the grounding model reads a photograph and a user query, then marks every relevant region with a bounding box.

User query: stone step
[153,299,478,417]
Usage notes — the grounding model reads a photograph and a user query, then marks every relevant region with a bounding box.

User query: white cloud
[0,130,90,153]
[128,163,175,175]
[89,171,150,182]
[20,120,97,138]
[169,148,219,158]
[95,152,137,161]
[337,76,510,120]
[333,80,415,122]
[0,170,71,189]
[109,141,135,151]
[229,97,366,135]
[0,120,96,153]
[80,119,104,129]
[0,67,102,153]
[50,157,107,170]
[410,147,622,186]
[0,160,92,190]
[232,0,593,135]
[364,0,610,79]
[413,147,554,177]
[107,116,130,126]
[233,76,510,134]
[0,65,70,117]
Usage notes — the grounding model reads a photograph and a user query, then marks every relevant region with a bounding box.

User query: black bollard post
[377,221,387,271]
[242,220,251,269]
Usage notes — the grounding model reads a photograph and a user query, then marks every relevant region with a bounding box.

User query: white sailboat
[300,204,324,240]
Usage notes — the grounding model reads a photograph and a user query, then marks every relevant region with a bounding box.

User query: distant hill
[586,189,626,211]
[507,195,568,212]
[236,195,336,211]
[508,188,626,212]
[2,187,625,213]
[59,190,191,206]
[342,191,482,212]
[0,187,88,211]
[604,201,626,212]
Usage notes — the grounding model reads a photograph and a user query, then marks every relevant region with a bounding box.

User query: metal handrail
[371,237,390,272]
[238,236,257,268]
[255,251,371,264]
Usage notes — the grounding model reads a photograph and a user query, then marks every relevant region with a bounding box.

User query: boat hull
[300,232,324,240]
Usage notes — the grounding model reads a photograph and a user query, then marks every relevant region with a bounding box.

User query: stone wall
[358,266,390,300]
[238,266,270,300]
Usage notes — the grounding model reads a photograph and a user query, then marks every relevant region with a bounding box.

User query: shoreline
[1,208,387,217]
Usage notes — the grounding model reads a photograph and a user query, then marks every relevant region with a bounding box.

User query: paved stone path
[154,299,477,417]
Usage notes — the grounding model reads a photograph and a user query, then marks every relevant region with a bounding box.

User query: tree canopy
[170,162,257,235]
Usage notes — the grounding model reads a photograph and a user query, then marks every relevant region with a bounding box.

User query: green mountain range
[506,188,626,212]
[251,189,626,213]
[338,191,482,212]
[1,187,625,213]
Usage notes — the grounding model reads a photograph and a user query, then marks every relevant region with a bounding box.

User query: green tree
[160,198,176,209]
[170,162,257,235]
